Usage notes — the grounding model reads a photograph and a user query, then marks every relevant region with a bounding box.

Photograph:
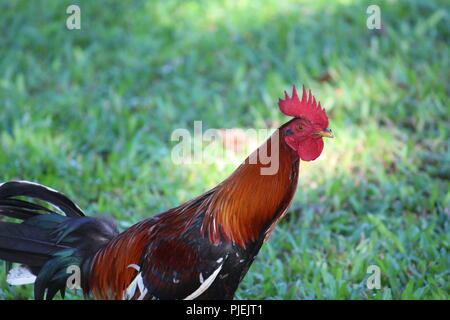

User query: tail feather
[0,180,119,299]
[0,248,49,268]
[0,221,70,257]
[0,181,85,217]
[0,198,54,220]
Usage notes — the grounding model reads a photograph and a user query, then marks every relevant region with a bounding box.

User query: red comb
[278,85,328,128]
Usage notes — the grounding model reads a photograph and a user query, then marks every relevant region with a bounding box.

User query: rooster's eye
[296,125,303,131]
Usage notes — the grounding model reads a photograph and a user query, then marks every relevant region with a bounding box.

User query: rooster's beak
[317,128,334,138]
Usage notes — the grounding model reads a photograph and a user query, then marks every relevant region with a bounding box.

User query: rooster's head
[278,85,333,161]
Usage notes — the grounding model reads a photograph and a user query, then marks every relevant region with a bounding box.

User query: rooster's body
[0,86,332,299]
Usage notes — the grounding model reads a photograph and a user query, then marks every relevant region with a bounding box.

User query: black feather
[0,222,70,254]
[0,181,85,217]
[0,248,49,267]
[0,180,119,299]
[0,198,55,214]
[0,207,44,220]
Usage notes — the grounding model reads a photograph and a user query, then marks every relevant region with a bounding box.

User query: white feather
[184,263,223,300]
[7,266,36,285]
[124,264,148,300]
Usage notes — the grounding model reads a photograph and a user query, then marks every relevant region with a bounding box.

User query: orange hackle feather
[89,203,202,299]
[89,223,151,300]
[201,128,299,248]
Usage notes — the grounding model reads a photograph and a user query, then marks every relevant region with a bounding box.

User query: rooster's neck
[201,127,300,248]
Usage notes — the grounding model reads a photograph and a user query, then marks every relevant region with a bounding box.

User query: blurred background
[0,0,448,299]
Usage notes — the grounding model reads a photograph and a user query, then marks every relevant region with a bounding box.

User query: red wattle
[297,138,324,161]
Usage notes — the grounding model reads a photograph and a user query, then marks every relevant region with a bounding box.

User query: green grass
[0,0,449,300]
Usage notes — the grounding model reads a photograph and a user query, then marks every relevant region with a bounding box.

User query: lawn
[0,0,448,300]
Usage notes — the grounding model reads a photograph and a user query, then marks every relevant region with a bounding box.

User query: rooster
[0,86,332,300]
